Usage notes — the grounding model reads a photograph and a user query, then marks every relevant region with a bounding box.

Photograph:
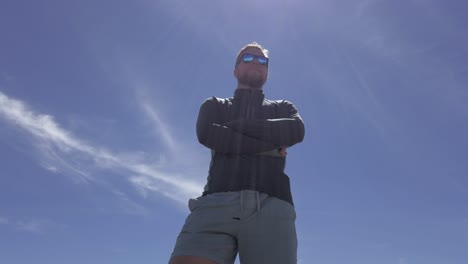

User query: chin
[249,80,266,88]
[238,73,266,87]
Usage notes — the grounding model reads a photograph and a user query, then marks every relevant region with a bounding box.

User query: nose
[251,58,262,65]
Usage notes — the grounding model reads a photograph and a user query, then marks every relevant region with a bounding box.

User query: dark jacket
[196,88,305,205]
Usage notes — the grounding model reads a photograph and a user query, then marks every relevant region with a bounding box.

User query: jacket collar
[233,88,265,104]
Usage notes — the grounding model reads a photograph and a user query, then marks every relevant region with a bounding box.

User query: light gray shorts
[170,190,297,264]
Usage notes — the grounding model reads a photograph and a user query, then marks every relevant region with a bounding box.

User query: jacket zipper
[246,90,255,119]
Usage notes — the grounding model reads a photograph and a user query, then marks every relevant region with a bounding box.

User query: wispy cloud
[16,219,51,234]
[0,216,63,235]
[140,100,177,152]
[1,71,14,83]
[0,91,203,205]
[397,257,409,264]
[0,217,8,225]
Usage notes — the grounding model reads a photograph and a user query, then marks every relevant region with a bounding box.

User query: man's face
[234,47,269,89]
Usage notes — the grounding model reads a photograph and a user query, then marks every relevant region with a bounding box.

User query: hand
[279,147,288,157]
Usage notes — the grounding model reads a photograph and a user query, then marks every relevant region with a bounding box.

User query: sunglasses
[238,53,269,66]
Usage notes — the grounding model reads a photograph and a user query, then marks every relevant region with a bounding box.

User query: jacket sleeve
[224,100,305,147]
[196,97,279,154]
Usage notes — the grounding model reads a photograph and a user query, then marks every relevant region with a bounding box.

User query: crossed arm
[196,98,305,155]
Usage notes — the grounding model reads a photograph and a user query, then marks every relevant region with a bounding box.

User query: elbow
[290,121,305,146]
[196,125,208,146]
[297,122,305,142]
[197,131,208,146]
[197,135,206,145]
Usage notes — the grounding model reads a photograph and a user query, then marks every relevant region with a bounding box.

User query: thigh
[170,195,240,264]
[171,232,237,264]
[238,197,297,264]
[169,256,217,264]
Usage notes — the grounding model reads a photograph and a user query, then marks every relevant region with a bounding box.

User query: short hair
[235,42,269,66]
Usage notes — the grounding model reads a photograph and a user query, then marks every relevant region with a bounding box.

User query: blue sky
[1,0,467,263]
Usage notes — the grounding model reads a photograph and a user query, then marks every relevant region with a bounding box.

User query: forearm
[196,98,278,154]
[224,118,305,147]
[197,122,278,154]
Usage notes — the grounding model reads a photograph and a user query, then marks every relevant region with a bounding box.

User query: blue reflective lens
[257,56,268,65]
[242,53,255,62]
[240,53,269,65]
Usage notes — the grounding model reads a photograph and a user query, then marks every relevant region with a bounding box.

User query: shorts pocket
[188,197,205,212]
[267,197,297,220]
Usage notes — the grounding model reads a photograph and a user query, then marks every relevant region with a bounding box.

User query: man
[169,42,305,264]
